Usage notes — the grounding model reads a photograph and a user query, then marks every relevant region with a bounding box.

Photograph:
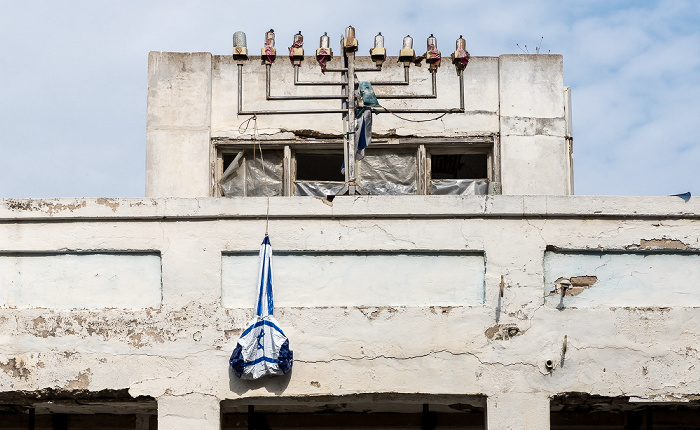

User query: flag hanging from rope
[230,235,293,379]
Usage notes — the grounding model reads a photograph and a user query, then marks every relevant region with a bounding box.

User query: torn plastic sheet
[430,179,488,195]
[294,182,345,197]
[358,151,417,195]
[221,151,283,197]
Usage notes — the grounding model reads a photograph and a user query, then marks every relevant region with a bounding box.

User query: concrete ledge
[0,196,698,221]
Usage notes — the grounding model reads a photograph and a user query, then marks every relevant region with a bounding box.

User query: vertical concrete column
[146,52,212,197]
[158,394,220,430]
[487,392,550,430]
[499,54,570,195]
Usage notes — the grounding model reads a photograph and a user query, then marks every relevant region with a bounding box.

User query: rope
[251,115,270,235]
[239,115,270,235]
[238,115,256,135]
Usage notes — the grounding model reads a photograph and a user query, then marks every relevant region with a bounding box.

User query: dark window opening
[431,154,487,180]
[551,393,700,429]
[0,390,157,430]
[222,153,238,172]
[295,153,345,182]
[221,396,486,429]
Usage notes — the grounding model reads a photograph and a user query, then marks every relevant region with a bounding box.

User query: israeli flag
[230,235,293,380]
[355,108,373,161]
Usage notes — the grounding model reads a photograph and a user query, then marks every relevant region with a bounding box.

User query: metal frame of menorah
[232,26,470,195]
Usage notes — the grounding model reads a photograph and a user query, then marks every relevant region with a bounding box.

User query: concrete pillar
[158,394,220,430]
[498,54,570,195]
[146,51,212,197]
[486,392,550,430]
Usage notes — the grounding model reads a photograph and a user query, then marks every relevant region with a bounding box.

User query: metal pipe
[294,67,345,86]
[342,53,349,184]
[238,58,465,115]
[293,65,407,85]
[375,70,437,98]
[266,65,344,100]
[346,50,357,185]
[237,64,346,115]
[368,65,410,86]
[376,71,464,112]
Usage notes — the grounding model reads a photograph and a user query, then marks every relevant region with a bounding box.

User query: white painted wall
[0,253,162,310]
[222,252,485,308]
[544,251,700,308]
[1,196,699,428]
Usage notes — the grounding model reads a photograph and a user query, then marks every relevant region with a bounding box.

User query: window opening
[551,394,700,429]
[216,138,497,197]
[294,151,345,197]
[358,149,417,195]
[221,150,284,197]
[428,152,489,196]
[295,153,345,182]
[221,396,486,429]
[431,154,487,180]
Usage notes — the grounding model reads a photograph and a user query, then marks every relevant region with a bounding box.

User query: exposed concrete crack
[297,349,543,372]
[371,223,417,247]
[524,218,547,245]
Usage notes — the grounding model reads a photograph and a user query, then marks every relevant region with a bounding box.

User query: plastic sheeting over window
[430,179,488,195]
[358,151,417,195]
[294,182,345,197]
[221,150,283,197]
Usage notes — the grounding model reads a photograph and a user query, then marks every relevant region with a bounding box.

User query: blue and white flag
[341,108,374,174]
[230,235,293,380]
[355,108,373,161]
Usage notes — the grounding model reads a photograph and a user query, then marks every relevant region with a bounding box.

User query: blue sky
[1,0,698,197]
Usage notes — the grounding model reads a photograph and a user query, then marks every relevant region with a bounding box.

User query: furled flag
[230,235,293,379]
[355,108,373,161]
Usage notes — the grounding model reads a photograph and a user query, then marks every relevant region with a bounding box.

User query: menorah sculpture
[232,26,471,195]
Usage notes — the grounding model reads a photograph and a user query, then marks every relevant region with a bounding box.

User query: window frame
[213,135,499,197]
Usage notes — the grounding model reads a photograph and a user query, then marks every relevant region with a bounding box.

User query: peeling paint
[626,238,691,250]
[65,369,91,390]
[357,306,398,320]
[96,198,120,212]
[5,199,87,214]
[484,324,524,340]
[0,358,30,380]
[548,276,598,296]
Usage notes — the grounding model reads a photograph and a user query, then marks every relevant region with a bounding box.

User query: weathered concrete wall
[147,51,571,198]
[499,55,568,195]
[1,195,698,428]
[222,252,486,308]
[146,52,212,198]
[0,253,161,310]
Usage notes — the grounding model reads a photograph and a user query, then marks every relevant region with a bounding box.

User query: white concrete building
[1,32,699,429]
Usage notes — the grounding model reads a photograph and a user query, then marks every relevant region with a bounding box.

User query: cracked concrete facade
[2,52,699,428]
[1,196,700,428]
